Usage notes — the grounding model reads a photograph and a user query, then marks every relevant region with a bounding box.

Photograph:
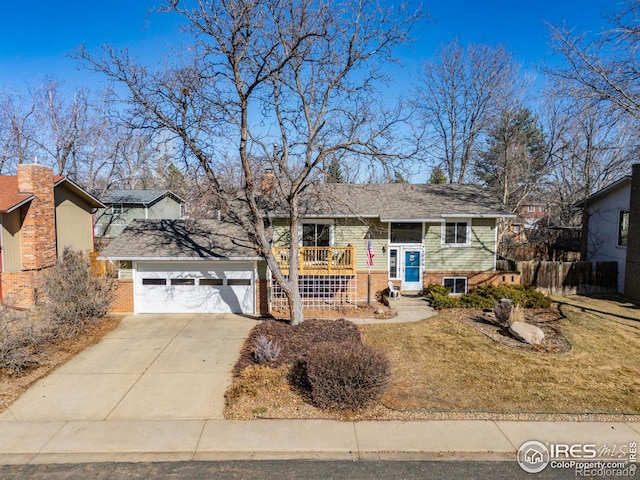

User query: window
[228,279,251,286]
[302,223,332,247]
[443,277,467,294]
[390,223,422,243]
[110,204,124,215]
[527,205,536,213]
[389,248,399,279]
[619,210,630,247]
[200,278,223,286]
[142,278,166,286]
[171,278,195,286]
[443,220,469,246]
[513,225,521,235]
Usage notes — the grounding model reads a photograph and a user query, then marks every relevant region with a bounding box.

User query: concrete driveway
[2,314,257,422]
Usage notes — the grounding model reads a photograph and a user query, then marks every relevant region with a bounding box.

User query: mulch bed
[457,307,572,354]
[233,318,362,374]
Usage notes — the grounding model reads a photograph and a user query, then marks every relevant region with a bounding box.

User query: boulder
[509,322,545,345]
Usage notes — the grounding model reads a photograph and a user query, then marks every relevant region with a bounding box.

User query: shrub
[38,248,115,337]
[234,318,362,373]
[253,335,280,364]
[424,284,462,309]
[0,307,50,374]
[304,341,391,410]
[424,283,551,310]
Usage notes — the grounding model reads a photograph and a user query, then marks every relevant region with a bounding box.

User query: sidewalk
[1,418,639,464]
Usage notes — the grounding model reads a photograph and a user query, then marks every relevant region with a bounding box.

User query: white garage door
[135,261,255,314]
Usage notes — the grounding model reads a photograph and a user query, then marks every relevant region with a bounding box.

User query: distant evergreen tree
[325,157,345,183]
[428,166,447,184]
[392,169,407,183]
[476,107,548,210]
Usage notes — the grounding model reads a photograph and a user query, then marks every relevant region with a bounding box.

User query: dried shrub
[38,248,115,337]
[234,318,362,374]
[509,304,526,324]
[304,342,391,410]
[253,335,280,364]
[494,299,514,327]
[0,307,50,374]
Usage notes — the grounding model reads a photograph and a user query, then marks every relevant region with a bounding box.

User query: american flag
[366,238,375,268]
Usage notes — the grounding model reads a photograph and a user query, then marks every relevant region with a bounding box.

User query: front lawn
[225,296,640,419]
[365,304,640,414]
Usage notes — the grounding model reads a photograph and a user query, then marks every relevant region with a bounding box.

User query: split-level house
[0,164,104,307]
[100,182,517,315]
[94,189,185,238]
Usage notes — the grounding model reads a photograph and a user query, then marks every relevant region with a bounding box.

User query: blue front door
[403,250,421,290]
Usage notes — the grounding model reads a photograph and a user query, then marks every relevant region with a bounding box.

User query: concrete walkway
[1,311,639,465]
[0,418,638,464]
[352,293,437,325]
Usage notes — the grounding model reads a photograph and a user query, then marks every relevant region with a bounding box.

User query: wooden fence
[516,260,618,295]
[89,251,118,278]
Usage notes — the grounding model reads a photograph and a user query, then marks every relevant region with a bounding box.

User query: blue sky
[0,0,611,92]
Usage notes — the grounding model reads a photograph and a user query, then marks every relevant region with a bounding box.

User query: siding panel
[424,218,495,271]
[1,210,23,272]
[55,187,94,255]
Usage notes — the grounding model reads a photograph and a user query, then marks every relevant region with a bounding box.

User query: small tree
[39,248,115,336]
[428,165,447,184]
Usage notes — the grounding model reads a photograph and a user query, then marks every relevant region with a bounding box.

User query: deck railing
[273,246,356,275]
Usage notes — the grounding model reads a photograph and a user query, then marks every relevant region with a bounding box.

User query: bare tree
[76,0,417,324]
[542,88,636,228]
[0,90,36,173]
[415,40,521,183]
[546,1,640,121]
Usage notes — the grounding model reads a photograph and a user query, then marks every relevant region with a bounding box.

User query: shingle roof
[0,176,32,213]
[277,183,512,220]
[99,219,259,260]
[101,189,185,206]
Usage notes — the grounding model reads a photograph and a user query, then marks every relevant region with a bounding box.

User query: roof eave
[1,195,34,214]
[98,255,262,262]
[54,177,106,208]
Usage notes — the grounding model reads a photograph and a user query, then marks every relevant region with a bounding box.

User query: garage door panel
[135,261,255,314]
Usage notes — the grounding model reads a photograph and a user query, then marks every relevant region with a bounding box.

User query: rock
[509,322,545,345]
[374,308,384,315]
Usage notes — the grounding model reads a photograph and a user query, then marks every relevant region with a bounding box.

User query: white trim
[99,255,261,261]
[3,196,34,214]
[381,217,442,223]
[440,213,516,219]
[493,220,498,271]
[442,276,468,294]
[299,220,335,247]
[441,218,472,248]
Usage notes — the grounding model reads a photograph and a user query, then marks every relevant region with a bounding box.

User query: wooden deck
[273,246,356,275]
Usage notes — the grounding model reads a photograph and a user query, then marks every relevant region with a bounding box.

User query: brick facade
[423,270,521,291]
[354,271,388,305]
[110,279,134,313]
[256,278,269,315]
[624,164,640,303]
[0,165,58,307]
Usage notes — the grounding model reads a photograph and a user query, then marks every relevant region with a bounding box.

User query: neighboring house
[0,164,105,307]
[100,182,517,315]
[577,175,631,294]
[95,189,185,238]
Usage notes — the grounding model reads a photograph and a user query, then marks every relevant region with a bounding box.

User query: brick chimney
[624,164,640,302]
[17,164,57,271]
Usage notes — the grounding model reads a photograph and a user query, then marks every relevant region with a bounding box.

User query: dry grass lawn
[226,295,640,420]
[364,298,640,415]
